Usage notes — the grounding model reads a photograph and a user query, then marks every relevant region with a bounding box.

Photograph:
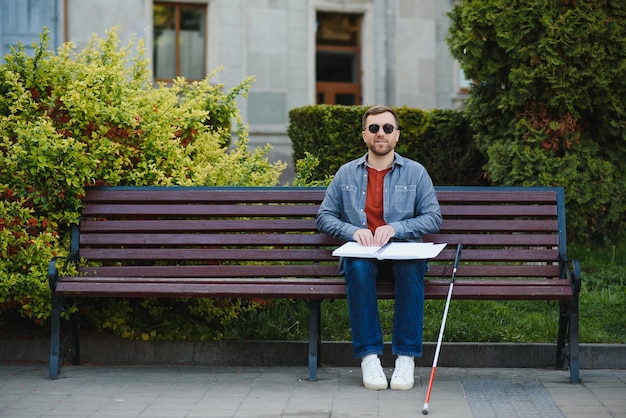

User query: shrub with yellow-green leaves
[0,186,60,325]
[0,28,285,339]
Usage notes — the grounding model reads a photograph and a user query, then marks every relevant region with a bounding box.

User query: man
[316,105,442,390]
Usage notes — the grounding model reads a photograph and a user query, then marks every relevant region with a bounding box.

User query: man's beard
[367,141,394,156]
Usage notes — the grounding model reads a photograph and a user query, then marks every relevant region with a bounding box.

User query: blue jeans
[343,258,428,359]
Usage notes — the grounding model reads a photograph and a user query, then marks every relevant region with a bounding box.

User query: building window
[153,2,206,81]
[316,12,362,105]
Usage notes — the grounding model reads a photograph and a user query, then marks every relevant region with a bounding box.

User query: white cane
[422,243,462,415]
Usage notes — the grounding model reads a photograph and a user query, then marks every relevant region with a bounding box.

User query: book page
[377,242,446,260]
[332,241,446,260]
[331,241,381,258]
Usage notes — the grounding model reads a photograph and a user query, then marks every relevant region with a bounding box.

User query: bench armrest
[560,256,582,295]
[569,258,582,295]
[48,252,78,292]
[48,257,63,292]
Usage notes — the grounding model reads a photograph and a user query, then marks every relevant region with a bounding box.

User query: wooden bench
[48,186,581,383]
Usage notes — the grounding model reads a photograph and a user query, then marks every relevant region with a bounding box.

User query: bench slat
[79,232,339,246]
[429,264,561,278]
[79,232,558,247]
[80,219,321,233]
[81,203,321,217]
[441,205,557,217]
[439,219,558,232]
[82,188,558,204]
[425,233,558,246]
[58,277,569,287]
[82,188,329,204]
[55,279,572,300]
[75,263,560,279]
[433,248,560,262]
[78,265,343,278]
[81,203,558,218]
[77,248,562,268]
[79,218,560,233]
[78,247,339,261]
[55,281,348,299]
[435,189,558,203]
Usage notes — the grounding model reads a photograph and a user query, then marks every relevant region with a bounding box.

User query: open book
[332,241,446,260]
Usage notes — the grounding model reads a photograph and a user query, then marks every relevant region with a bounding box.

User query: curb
[2,338,625,369]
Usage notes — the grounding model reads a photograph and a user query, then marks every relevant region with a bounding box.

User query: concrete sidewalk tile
[1,363,626,417]
[191,401,241,416]
[283,399,332,414]
[557,405,615,418]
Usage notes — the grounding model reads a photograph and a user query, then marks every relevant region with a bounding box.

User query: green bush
[0,28,285,337]
[288,105,487,186]
[0,189,59,324]
[82,297,261,341]
[447,0,626,244]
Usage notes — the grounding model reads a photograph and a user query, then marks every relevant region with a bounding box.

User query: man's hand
[353,228,375,246]
[353,225,395,247]
[373,225,395,246]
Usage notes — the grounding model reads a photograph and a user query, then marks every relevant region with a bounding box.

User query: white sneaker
[390,356,415,390]
[361,355,388,390]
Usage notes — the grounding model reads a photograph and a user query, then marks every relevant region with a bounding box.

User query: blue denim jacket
[316,152,442,243]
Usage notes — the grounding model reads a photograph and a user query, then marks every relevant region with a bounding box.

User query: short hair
[362,105,399,130]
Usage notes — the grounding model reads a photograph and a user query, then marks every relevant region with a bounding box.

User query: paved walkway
[1,363,624,417]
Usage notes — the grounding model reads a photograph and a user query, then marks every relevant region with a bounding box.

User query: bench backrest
[72,186,567,284]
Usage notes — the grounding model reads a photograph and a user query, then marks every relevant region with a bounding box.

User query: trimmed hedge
[288,105,488,186]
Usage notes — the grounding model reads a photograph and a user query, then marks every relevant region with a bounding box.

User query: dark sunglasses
[367,123,397,134]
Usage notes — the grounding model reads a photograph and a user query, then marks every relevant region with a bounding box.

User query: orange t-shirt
[366,166,391,233]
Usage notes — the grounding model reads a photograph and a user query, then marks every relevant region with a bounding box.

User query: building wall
[0,0,60,58]
[2,0,464,183]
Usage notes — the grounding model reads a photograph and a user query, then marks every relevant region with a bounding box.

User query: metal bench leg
[568,295,581,384]
[49,293,61,379]
[557,298,581,384]
[556,300,569,370]
[308,299,322,381]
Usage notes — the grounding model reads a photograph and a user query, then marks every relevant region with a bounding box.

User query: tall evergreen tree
[447,0,626,243]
